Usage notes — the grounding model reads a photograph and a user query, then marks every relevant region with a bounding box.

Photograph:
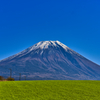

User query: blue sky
[0,0,100,65]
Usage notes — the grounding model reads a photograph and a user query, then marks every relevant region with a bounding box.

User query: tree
[0,76,5,81]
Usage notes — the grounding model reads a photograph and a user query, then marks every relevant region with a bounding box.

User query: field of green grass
[0,80,100,100]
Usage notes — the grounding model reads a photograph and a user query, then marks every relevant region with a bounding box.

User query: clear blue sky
[0,0,100,65]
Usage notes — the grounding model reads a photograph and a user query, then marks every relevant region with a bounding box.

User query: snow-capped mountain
[0,41,100,80]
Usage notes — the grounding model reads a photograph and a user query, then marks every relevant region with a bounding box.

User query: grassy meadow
[0,80,100,100]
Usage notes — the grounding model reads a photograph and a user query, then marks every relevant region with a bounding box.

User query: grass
[0,80,100,100]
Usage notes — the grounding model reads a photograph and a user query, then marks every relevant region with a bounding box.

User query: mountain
[0,41,100,80]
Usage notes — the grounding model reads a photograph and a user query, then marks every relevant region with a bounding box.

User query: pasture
[0,80,100,100]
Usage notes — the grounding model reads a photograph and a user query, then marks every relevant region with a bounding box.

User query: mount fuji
[0,41,100,80]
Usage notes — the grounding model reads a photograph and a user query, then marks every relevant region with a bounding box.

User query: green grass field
[0,80,100,100]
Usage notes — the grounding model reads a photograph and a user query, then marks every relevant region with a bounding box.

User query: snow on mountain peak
[0,40,81,62]
[29,40,69,51]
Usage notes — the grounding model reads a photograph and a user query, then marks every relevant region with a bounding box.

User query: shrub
[7,77,15,81]
[0,76,5,80]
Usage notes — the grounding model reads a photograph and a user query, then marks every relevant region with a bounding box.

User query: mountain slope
[0,41,100,80]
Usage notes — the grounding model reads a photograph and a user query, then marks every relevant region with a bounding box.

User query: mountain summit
[0,41,79,61]
[0,41,100,80]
